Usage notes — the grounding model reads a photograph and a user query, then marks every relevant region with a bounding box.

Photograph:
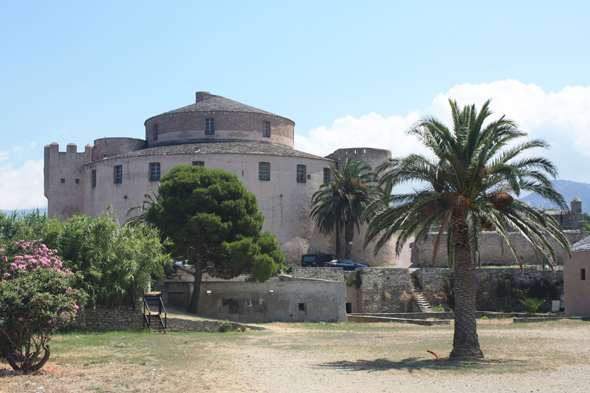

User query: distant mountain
[520,180,590,213]
[0,208,48,216]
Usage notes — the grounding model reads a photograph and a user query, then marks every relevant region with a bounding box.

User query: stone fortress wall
[414,267,565,313]
[44,92,396,266]
[415,198,586,267]
[415,230,586,267]
[295,266,565,314]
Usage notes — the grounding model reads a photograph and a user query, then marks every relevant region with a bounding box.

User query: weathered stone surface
[71,302,144,332]
[415,231,586,267]
[414,267,564,313]
[356,268,413,313]
[293,267,344,281]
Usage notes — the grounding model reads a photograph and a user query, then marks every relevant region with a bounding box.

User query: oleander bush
[0,240,84,373]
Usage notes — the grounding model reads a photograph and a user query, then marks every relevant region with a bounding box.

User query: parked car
[324,259,367,271]
[301,253,335,267]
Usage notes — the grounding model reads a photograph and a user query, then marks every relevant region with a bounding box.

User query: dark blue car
[324,259,367,271]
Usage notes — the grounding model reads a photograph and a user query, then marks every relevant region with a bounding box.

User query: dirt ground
[1,319,589,393]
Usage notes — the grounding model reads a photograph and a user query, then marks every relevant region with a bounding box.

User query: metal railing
[143,294,167,334]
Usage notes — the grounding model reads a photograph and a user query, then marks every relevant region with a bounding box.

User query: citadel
[43,91,590,321]
[44,92,395,266]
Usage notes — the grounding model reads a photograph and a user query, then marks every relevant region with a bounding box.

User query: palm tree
[364,99,570,358]
[310,158,378,259]
[125,190,162,227]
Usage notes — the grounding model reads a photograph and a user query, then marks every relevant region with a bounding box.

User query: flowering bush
[0,240,84,374]
[1,239,72,280]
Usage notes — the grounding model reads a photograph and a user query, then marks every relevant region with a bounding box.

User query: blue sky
[1,1,589,210]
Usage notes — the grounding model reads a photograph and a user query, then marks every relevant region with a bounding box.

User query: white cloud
[431,80,590,181]
[0,150,9,163]
[0,159,46,210]
[295,111,424,158]
[296,80,590,183]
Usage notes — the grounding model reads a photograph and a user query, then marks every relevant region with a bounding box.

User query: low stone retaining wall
[71,302,143,331]
[72,302,266,333]
[356,311,562,320]
[414,267,564,313]
[165,317,264,333]
[346,314,450,326]
[512,316,578,323]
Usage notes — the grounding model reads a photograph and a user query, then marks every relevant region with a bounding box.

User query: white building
[44,92,394,265]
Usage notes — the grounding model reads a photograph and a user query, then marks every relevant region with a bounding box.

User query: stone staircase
[412,290,434,313]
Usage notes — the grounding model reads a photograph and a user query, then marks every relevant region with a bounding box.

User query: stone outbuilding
[565,236,590,317]
[44,91,395,265]
[544,197,585,231]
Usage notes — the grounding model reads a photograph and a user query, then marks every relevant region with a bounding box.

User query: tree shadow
[319,357,524,373]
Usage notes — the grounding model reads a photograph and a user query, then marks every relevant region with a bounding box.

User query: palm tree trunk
[187,262,203,314]
[344,221,354,260]
[449,211,483,358]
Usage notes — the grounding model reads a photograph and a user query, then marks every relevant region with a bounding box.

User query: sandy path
[1,320,589,392]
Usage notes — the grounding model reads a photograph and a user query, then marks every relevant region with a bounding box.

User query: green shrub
[218,320,245,333]
[0,241,85,373]
[519,298,545,314]
[54,210,170,307]
[346,271,362,288]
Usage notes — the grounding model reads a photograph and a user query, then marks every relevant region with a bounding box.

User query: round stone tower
[326,147,395,266]
[144,92,295,148]
[571,196,582,214]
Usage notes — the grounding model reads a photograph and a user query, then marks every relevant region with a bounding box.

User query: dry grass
[1,319,589,392]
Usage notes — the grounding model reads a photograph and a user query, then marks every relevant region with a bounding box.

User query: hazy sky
[1,1,589,210]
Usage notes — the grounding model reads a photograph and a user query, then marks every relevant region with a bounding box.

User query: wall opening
[582,268,586,281]
[346,303,352,313]
[298,303,306,312]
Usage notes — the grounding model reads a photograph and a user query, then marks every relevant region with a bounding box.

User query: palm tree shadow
[319,357,522,373]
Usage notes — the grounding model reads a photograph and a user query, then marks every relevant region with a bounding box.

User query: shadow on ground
[319,357,525,373]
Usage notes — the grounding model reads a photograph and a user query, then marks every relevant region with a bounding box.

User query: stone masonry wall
[358,268,413,313]
[71,302,144,332]
[292,266,344,281]
[414,267,564,313]
[415,231,586,267]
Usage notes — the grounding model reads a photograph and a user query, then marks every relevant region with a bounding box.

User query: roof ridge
[158,95,282,118]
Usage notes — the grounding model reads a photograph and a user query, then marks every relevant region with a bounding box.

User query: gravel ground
[1,319,589,393]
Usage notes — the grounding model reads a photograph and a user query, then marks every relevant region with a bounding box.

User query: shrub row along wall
[415,230,586,267]
[413,267,564,313]
[71,302,144,331]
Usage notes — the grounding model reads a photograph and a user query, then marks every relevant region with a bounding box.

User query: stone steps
[412,291,434,313]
